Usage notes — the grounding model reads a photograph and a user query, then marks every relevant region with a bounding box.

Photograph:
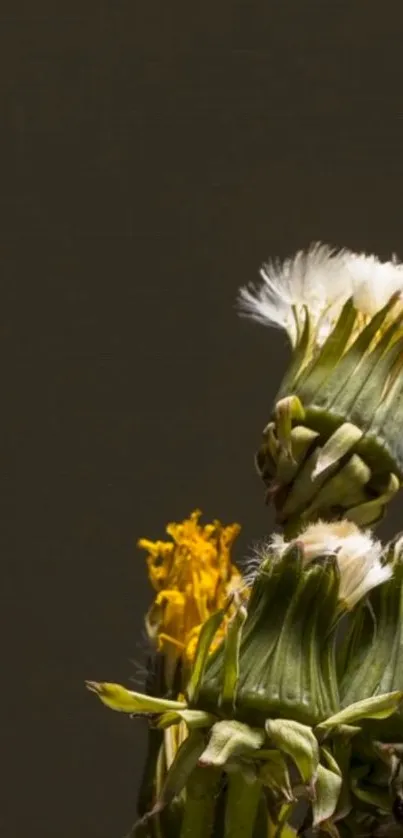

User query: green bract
[193,544,340,726]
[257,296,403,531]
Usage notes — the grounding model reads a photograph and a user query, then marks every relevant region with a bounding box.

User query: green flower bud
[239,244,403,532]
[192,541,341,726]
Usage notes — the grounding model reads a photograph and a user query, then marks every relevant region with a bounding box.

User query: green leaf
[265,718,319,784]
[186,608,226,703]
[312,763,342,826]
[157,709,216,730]
[199,720,265,767]
[317,691,403,731]
[85,680,187,713]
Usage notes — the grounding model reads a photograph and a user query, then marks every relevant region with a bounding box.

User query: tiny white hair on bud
[240,540,271,588]
[266,521,391,610]
[239,242,403,348]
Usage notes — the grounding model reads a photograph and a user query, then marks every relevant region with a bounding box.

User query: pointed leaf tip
[85,680,187,713]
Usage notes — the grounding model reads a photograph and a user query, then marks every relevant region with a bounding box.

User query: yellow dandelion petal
[137,510,243,670]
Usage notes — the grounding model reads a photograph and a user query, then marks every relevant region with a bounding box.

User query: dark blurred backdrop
[2,2,403,836]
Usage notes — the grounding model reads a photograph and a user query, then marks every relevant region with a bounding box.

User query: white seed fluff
[239,243,403,347]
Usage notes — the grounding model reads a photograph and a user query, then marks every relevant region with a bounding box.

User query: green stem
[224,772,262,838]
[179,765,222,838]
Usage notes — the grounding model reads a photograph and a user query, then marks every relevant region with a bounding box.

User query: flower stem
[179,765,222,838]
[224,772,262,838]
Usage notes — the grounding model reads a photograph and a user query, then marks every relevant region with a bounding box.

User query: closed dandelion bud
[239,244,403,532]
[193,539,341,726]
[193,521,391,730]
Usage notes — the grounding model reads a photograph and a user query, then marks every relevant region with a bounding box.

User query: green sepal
[349,336,403,431]
[199,720,265,767]
[313,294,399,412]
[220,599,247,710]
[312,762,342,826]
[85,680,187,713]
[274,396,305,458]
[275,425,319,485]
[292,298,357,402]
[279,305,312,395]
[302,454,371,520]
[265,718,319,785]
[186,607,226,703]
[312,422,363,479]
[345,472,400,526]
[279,446,339,520]
[316,692,403,732]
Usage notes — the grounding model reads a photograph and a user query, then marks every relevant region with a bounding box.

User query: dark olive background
[2,2,403,836]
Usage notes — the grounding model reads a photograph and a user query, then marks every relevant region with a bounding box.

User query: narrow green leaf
[85,680,187,713]
[265,718,319,784]
[317,294,399,411]
[312,763,342,826]
[278,305,312,395]
[186,608,226,703]
[317,691,403,731]
[220,601,247,709]
[295,297,357,401]
[350,337,403,430]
